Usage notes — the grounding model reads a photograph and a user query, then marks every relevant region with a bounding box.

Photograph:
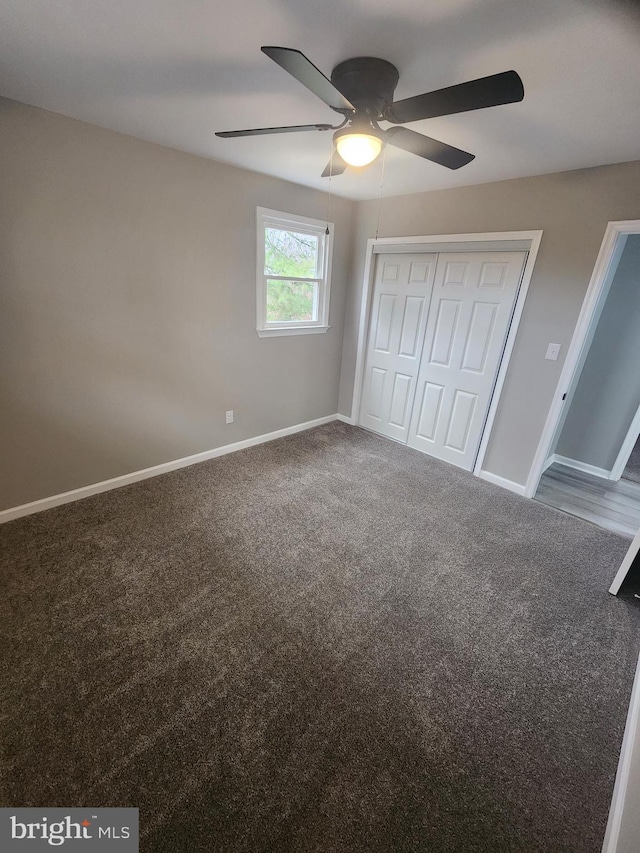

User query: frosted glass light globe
[336,133,383,167]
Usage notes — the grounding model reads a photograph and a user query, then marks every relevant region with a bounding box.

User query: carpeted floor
[2,422,640,852]
[622,435,640,484]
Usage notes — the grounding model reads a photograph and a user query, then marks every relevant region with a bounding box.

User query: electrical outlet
[225,410,234,424]
[545,343,561,361]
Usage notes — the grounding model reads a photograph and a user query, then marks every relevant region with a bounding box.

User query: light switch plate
[545,343,561,361]
[225,410,234,424]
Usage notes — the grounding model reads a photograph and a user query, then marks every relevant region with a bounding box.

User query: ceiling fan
[216,47,524,177]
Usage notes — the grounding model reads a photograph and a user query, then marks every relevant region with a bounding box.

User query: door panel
[389,373,413,428]
[359,254,436,442]
[399,296,425,357]
[407,251,527,469]
[415,382,444,441]
[374,293,395,352]
[479,260,509,288]
[462,302,498,372]
[443,261,469,286]
[444,390,477,451]
[430,300,461,365]
[366,367,386,421]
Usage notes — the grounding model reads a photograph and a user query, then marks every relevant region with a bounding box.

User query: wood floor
[536,462,640,539]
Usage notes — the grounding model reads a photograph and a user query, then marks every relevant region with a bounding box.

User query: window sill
[257,325,330,338]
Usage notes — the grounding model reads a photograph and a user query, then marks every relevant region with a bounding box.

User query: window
[256,207,333,337]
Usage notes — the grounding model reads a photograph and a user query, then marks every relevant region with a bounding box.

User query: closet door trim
[351,230,543,482]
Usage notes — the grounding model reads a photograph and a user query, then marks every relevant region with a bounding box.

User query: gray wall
[4,93,640,509]
[556,235,640,471]
[0,98,356,511]
[339,162,640,487]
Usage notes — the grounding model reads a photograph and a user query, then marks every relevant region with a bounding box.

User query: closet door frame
[350,231,543,484]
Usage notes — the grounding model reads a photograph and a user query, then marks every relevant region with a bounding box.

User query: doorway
[531,224,640,541]
[351,231,543,479]
[621,436,640,485]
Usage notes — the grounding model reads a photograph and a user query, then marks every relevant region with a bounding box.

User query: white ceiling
[1,0,640,200]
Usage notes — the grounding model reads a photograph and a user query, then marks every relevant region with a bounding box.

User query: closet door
[359,254,436,442]
[407,251,527,469]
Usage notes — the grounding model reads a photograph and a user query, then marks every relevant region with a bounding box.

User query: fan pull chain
[325,142,333,235]
[374,145,387,240]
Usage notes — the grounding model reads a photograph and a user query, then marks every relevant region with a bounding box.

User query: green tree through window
[264,228,319,322]
[264,228,317,277]
[257,208,332,336]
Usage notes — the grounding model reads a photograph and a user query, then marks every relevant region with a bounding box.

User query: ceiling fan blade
[385,70,524,124]
[321,152,348,178]
[216,123,333,138]
[385,127,474,170]
[261,46,355,113]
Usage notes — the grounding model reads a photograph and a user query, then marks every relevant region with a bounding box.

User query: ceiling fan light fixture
[219,49,525,178]
[335,130,383,167]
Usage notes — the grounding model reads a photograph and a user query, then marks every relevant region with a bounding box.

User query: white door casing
[407,251,527,470]
[359,254,436,442]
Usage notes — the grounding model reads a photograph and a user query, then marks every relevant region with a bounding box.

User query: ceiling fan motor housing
[330,57,399,117]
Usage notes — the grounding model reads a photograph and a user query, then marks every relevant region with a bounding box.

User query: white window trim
[256,207,333,337]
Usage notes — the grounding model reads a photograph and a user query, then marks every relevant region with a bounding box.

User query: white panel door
[359,254,436,442]
[407,251,527,469]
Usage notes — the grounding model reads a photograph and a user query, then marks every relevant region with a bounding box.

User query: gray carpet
[622,435,640,484]
[2,421,640,852]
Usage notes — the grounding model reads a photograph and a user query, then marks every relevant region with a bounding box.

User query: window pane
[266,280,318,323]
[264,228,319,277]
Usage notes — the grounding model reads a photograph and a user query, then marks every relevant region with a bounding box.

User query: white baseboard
[602,652,640,853]
[0,414,340,524]
[335,413,356,425]
[552,453,611,480]
[477,469,527,497]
